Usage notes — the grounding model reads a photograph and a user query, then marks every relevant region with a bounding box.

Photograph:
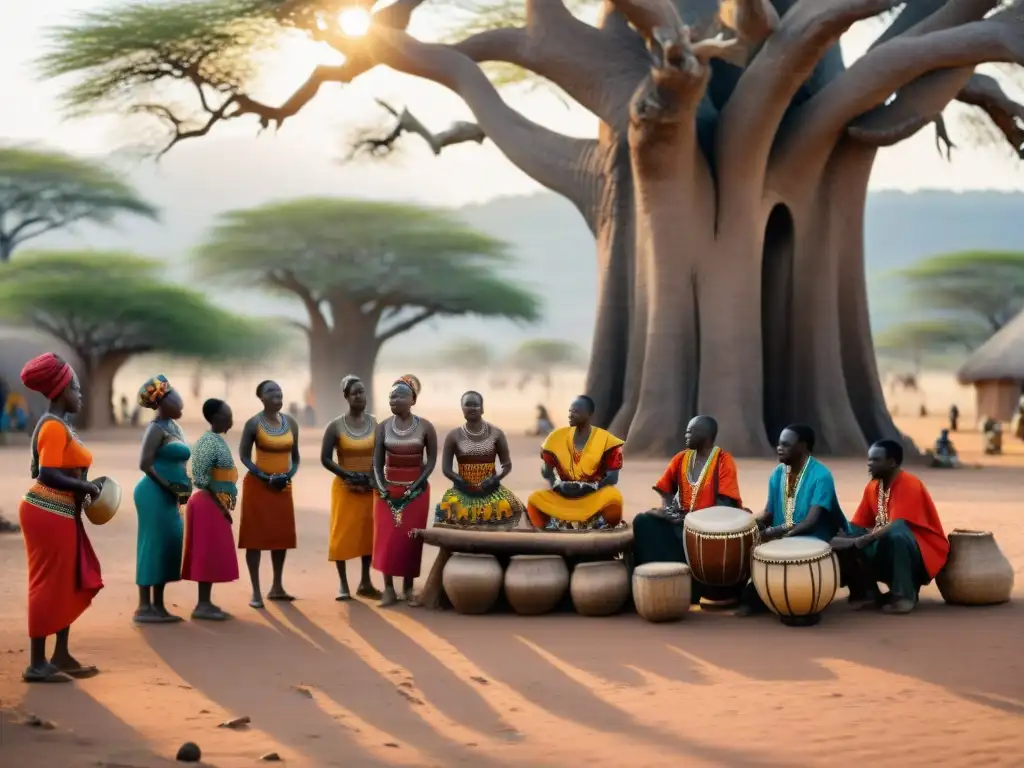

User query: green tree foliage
[509,338,583,373]
[195,197,541,413]
[0,250,277,427]
[880,251,1024,360]
[0,146,158,261]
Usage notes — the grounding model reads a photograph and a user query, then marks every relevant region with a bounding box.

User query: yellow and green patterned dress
[435,423,524,529]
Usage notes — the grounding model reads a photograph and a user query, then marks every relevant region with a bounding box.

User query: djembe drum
[632,563,692,622]
[751,537,839,626]
[85,476,121,526]
[683,507,758,602]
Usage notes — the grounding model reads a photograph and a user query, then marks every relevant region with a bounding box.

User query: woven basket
[936,529,1014,606]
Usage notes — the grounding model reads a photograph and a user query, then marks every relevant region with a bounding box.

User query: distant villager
[927,428,961,469]
[534,404,554,436]
[948,403,960,432]
[982,418,1002,456]
[238,380,300,608]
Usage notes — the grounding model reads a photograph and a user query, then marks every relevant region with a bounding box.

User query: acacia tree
[0,251,276,428]
[196,198,540,415]
[0,146,158,262]
[41,0,1024,455]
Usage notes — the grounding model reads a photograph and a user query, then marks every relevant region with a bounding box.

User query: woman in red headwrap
[18,353,104,683]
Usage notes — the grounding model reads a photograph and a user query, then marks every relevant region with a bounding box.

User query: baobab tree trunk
[79,351,129,430]
[308,327,380,421]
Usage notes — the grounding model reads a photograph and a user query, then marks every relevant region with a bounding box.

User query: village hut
[957,310,1024,422]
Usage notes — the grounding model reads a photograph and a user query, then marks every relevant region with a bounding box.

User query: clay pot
[936,529,1015,606]
[570,560,629,617]
[504,555,569,615]
[632,563,692,622]
[442,553,504,615]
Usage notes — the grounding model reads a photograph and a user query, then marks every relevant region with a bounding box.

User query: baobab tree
[41,0,1024,455]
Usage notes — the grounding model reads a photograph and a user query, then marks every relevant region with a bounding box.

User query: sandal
[58,665,100,679]
[23,665,73,683]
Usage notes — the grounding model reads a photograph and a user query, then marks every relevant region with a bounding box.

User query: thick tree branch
[376,308,435,342]
[367,26,601,221]
[957,72,1024,157]
[719,0,901,197]
[845,68,975,145]
[348,99,484,158]
[266,270,330,334]
[780,6,1024,161]
[452,0,650,131]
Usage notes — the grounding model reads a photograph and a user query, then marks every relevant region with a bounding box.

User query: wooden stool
[505,555,569,615]
[632,563,692,622]
[571,560,629,617]
[442,553,504,614]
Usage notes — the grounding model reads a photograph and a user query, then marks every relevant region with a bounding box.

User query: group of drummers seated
[522,396,949,617]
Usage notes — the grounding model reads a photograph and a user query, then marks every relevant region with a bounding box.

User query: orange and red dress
[19,417,103,638]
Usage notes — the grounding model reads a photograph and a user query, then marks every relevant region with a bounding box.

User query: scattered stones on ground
[20,713,56,730]
[292,684,313,698]
[218,715,251,729]
[260,752,282,761]
[175,741,201,762]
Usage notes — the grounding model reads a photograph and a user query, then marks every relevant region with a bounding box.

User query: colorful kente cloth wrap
[19,415,103,638]
[138,374,172,410]
[182,431,239,584]
[238,415,298,550]
[526,426,625,530]
[435,422,524,529]
[841,471,949,602]
[765,457,848,541]
[328,414,377,562]
[133,419,188,587]
[633,447,744,570]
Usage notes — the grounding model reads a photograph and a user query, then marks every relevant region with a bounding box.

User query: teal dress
[134,425,190,587]
[765,457,849,541]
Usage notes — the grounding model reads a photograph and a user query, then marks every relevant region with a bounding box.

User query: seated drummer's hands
[829,536,856,552]
[761,526,782,541]
[558,481,582,498]
[452,477,471,493]
[479,476,500,494]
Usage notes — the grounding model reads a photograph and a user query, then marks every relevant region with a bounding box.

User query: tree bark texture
[305,0,1024,456]
[309,325,380,421]
[79,351,130,430]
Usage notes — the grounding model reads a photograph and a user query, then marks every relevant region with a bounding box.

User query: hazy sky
[3,1,1023,206]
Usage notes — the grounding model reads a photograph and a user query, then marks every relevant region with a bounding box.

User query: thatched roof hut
[957,311,1024,421]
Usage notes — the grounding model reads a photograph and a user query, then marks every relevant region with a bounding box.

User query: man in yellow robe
[526,395,625,530]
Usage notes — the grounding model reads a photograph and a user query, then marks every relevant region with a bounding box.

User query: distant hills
[10,136,1024,361]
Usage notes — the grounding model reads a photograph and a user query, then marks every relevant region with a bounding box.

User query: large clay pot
[442,553,504,614]
[504,555,569,615]
[632,563,692,622]
[570,560,629,617]
[936,529,1015,606]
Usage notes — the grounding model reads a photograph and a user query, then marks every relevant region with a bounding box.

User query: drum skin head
[754,536,831,561]
[635,562,691,578]
[684,506,756,534]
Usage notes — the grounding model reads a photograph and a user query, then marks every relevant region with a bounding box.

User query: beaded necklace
[258,413,289,436]
[567,427,591,477]
[461,421,488,439]
[341,413,374,439]
[684,446,719,512]
[781,458,811,527]
[389,415,419,438]
[874,480,892,529]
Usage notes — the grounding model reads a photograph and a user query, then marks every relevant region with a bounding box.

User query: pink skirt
[182,491,239,584]
[372,484,429,579]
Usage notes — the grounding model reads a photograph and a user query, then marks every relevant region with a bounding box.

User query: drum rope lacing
[684,447,719,512]
[781,459,811,527]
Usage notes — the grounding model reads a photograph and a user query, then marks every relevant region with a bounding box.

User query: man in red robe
[831,439,949,615]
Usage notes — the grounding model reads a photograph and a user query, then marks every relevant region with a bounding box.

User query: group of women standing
[15,353,528,683]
